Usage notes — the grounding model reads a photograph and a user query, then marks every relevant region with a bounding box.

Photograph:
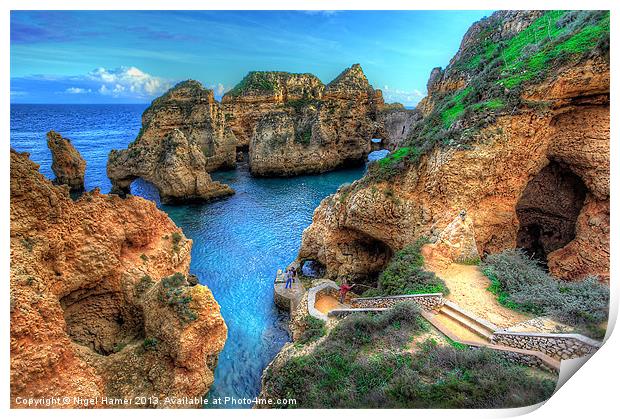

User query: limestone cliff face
[376,106,421,150]
[46,130,86,193]
[11,150,227,408]
[107,80,235,203]
[299,11,610,282]
[221,71,325,147]
[224,64,384,176]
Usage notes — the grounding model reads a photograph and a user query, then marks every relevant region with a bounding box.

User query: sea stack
[46,130,86,193]
[223,64,385,176]
[107,80,236,203]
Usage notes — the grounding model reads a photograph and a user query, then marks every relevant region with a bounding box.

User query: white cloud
[65,87,90,94]
[381,86,426,107]
[88,66,172,98]
[207,82,228,97]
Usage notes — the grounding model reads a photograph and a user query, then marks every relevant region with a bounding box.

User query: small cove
[10,104,374,407]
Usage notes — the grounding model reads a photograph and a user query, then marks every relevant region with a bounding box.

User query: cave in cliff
[61,288,145,356]
[516,161,587,266]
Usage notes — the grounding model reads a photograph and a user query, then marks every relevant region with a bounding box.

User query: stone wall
[307,281,340,321]
[351,293,444,311]
[490,331,602,360]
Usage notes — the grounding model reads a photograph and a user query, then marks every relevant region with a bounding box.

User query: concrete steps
[438,301,497,341]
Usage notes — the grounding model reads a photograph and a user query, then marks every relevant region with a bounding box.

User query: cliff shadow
[516,160,587,267]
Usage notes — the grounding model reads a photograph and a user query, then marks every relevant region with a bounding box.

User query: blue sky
[11,10,492,105]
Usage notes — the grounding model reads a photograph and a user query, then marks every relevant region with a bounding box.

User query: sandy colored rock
[46,130,86,192]
[299,11,609,283]
[223,64,385,176]
[428,211,480,264]
[107,80,236,203]
[11,150,227,408]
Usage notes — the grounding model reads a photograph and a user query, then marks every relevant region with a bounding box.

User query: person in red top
[338,281,354,303]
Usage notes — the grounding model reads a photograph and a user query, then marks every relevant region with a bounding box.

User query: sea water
[10,104,382,407]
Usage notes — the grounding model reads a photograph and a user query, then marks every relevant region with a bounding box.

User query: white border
[2,1,618,418]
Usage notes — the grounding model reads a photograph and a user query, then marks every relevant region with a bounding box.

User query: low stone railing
[490,331,602,361]
[350,293,444,312]
[308,281,340,321]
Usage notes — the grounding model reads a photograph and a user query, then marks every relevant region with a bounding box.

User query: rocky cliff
[221,71,325,147]
[376,105,421,150]
[298,10,610,282]
[11,150,227,408]
[107,80,235,203]
[223,64,385,176]
[46,130,86,193]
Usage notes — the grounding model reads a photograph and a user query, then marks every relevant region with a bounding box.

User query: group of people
[284,266,298,289]
[282,266,355,304]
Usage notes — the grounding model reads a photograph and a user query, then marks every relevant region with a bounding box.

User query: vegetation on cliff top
[482,249,609,339]
[263,303,555,408]
[159,272,198,323]
[363,238,449,297]
[226,71,322,97]
[368,10,609,182]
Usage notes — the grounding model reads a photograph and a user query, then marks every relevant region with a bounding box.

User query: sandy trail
[425,257,531,328]
[315,294,347,314]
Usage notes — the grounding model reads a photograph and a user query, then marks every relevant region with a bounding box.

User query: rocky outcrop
[46,130,86,193]
[11,150,227,408]
[376,106,421,150]
[298,11,609,282]
[223,64,385,176]
[221,71,325,147]
[107,80,235,203]
[427,211,480,264]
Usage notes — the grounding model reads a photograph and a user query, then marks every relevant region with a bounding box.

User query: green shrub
[298,315,326,344]
[143,337,158,351]
[262,305,555,408]
[482,249,609,335]
[171,232,182,252]
[366,146,421,181]
[159,273,198,323]
[364,238,448,296]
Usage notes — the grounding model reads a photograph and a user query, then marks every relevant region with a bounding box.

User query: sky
[10,10,492,106]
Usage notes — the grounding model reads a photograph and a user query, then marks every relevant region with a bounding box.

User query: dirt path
[425,258,531,328]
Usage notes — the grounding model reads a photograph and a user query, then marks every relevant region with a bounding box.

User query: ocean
[10,103,382,407]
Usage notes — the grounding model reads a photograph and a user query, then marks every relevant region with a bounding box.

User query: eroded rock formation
[107,80,235,203]
[223,64,385,176]
[221,71,325,147]
[11,150,227,408]
[298,11,609,282]
[46,130,86,193]
[376,106,421,150]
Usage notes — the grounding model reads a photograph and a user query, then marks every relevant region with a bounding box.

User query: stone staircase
[435,300,497,341]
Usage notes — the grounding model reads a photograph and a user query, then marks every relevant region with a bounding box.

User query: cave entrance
[61,288,145,356]
[515,161,586,266]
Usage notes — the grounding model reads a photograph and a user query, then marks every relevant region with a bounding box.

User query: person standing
[339,281,354,303]
[285,268,293,289]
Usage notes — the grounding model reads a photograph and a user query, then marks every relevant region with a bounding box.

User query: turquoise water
[10,104,373,407]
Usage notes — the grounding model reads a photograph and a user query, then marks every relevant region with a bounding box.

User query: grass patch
[363,237,449,297]
[441,87,473,128]
[482,249,608,338]
[366,146,421,181]
[263,304,556,408]
[298,315,327,344]
[226,71,279,96]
